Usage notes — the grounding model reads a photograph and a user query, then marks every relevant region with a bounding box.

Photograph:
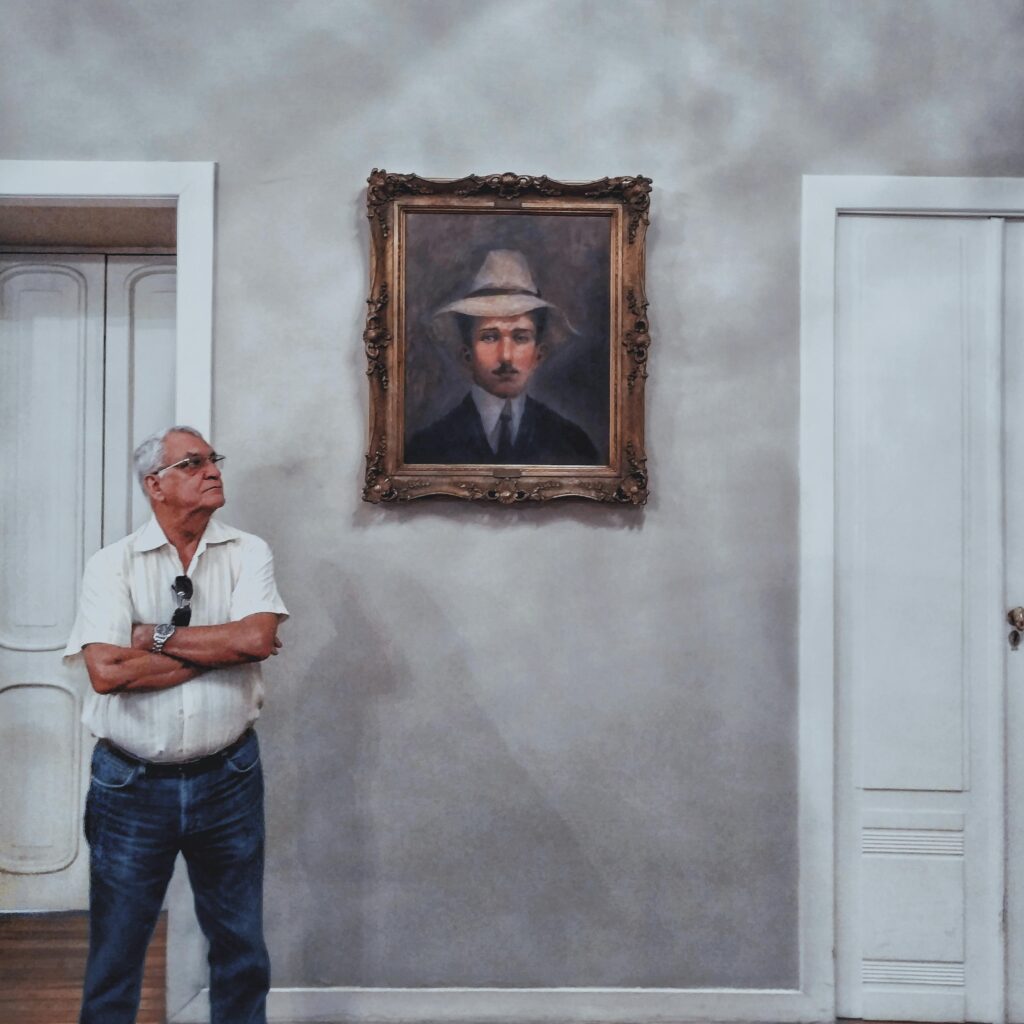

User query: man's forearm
[83,644,205,695]
[114,654,204,693]
[132,613,281,668]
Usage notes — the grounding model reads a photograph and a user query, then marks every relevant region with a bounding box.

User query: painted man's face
[466,314,544,399]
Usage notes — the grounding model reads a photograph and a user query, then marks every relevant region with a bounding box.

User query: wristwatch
[152,623,176,654]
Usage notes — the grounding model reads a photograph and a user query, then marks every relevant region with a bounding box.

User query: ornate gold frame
[362,170,651,504]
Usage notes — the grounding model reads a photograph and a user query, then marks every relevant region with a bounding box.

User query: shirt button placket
[178,690,186,758]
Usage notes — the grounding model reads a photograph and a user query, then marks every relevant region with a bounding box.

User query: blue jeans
[80,730,269,1024]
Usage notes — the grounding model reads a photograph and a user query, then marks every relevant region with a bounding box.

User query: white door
[834,214,1008,1022]
[0,254,175,912]
[1005,219,1024,1024]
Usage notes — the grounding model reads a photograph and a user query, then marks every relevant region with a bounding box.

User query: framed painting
[362,170,652,504]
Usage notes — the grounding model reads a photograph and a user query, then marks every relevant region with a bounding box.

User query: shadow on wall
[264,561,650,987]
[260,560,398,985]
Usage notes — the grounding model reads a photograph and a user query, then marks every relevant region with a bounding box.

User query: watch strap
[152,624,175,655]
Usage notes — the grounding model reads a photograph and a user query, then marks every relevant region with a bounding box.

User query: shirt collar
[470,385,527,439]
[133,516,241,556]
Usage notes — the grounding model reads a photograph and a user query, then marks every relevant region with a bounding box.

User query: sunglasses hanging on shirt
[171,575,193,626]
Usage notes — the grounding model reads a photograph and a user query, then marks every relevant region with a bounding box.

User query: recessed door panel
[104,256,177,538]
[0,683,80,873]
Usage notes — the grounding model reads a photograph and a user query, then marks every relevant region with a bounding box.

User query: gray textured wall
[4,0,1024,990]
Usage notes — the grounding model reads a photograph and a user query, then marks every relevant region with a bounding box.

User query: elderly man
[405,249,600,465]
[64,425,288,1024]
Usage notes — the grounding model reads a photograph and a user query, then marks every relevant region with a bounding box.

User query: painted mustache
[492,364,519,378]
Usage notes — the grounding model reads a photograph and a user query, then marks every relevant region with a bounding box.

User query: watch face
[155,624,175,643]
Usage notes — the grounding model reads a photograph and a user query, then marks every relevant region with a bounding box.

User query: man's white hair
[133,425,206,490]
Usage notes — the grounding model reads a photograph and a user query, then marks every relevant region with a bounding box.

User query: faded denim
[80,730,269,1024]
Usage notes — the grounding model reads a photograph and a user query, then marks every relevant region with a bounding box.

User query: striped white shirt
[63,516,288,762]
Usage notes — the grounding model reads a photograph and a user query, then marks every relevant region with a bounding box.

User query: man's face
[152,431,226,513]
[466,314,544,399]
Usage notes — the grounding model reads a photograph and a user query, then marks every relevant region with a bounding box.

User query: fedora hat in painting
[431,249,575,350]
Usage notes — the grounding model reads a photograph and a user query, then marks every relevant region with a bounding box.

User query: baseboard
[171,985,828,1024]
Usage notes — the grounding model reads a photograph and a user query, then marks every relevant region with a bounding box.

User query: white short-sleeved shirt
[63,516,288,762]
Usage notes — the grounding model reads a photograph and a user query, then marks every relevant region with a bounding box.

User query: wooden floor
[0,910,166,1024]
[0,937,948,1024]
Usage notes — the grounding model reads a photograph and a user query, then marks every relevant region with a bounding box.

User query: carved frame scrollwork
[362,169,652,504]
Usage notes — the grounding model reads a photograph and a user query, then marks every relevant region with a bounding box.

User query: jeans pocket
[225,732,261,775]
[91,743,141,789]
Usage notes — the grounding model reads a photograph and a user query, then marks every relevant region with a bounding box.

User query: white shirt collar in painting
[470,384,527,453]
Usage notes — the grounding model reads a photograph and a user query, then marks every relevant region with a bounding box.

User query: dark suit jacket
[405,393,600,465]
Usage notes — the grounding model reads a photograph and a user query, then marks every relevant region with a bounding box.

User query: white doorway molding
[0,160,214,432]
[0,159,215,1020]
[801,175,1024,1024]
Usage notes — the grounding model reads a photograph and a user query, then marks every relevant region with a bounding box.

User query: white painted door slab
[834,215,1006,1022]
[1005,219,1024,1024]
[0,255,105,910]
[0,254,175,912]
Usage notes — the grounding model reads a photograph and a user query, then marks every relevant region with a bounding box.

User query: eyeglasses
[171,576,193,626]
[155,453,226,476]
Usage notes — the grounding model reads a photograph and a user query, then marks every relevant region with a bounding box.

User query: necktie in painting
[496,400,513,461]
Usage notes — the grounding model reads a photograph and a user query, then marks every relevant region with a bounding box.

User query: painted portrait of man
[402,211,611,467]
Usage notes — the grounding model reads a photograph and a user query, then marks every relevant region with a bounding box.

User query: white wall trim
[0,158,215,1011]
[799,174,1024,1024]
[172,985,824,1024]
[0,159,214,433]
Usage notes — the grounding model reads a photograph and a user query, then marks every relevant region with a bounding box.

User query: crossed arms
[83,613,282,695]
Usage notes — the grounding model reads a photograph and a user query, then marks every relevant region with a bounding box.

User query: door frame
[800,175,1024,1023]
[0,160,215,1020]
[0,160,214,432]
